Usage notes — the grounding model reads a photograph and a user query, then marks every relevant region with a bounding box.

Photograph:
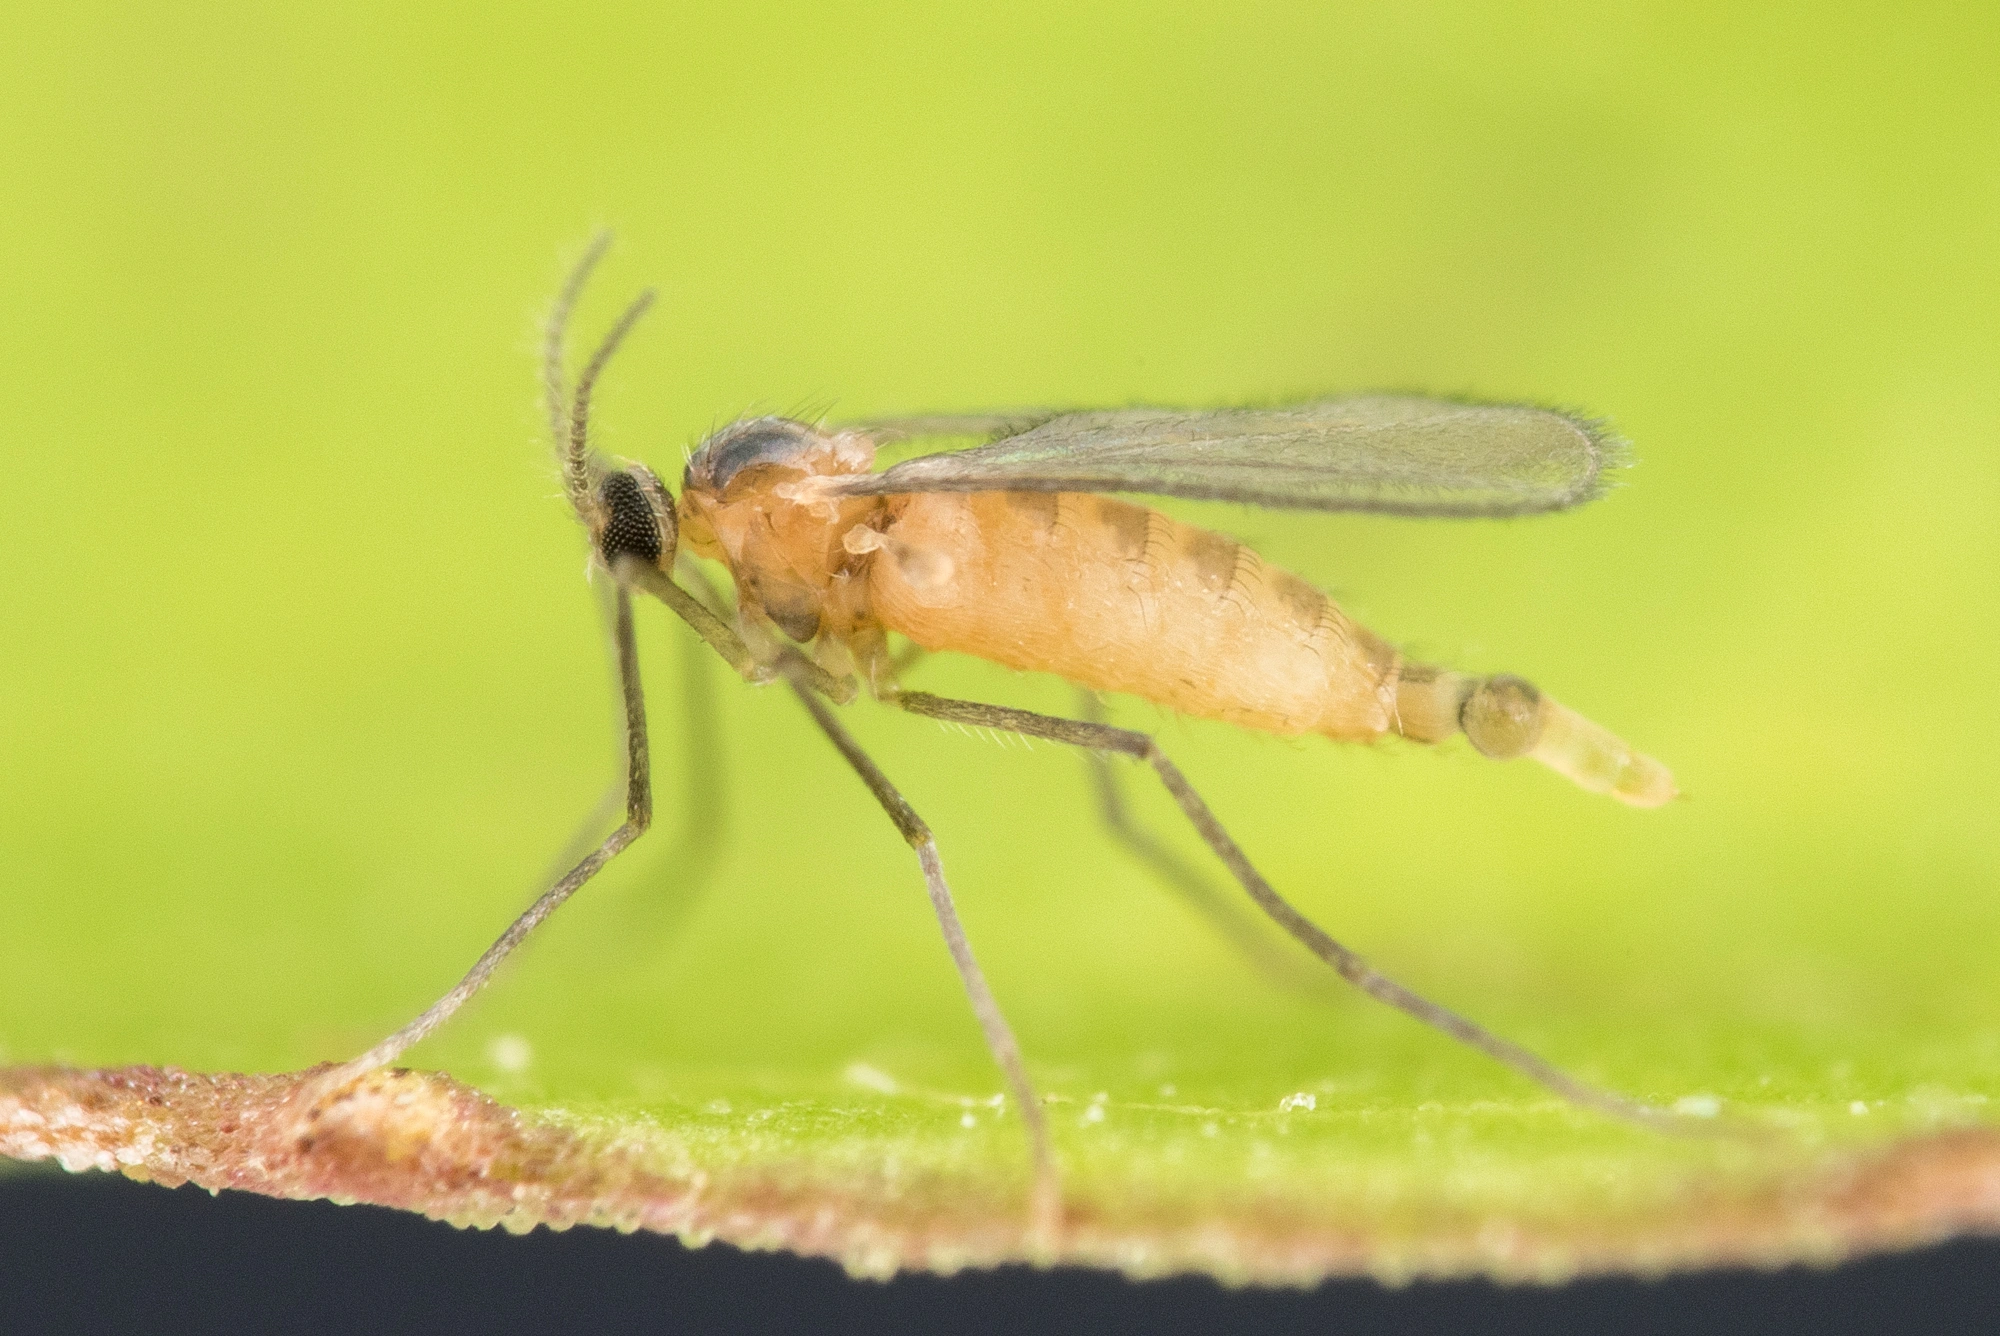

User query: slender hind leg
[891,690,1681,1130]
[1076,692,1337,998]
[785,674,1062,1238]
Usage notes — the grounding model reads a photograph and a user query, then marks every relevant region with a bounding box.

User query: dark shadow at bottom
[5,1169,1996,1336]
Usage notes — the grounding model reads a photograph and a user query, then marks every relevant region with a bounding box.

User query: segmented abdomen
[864,491,1402,739]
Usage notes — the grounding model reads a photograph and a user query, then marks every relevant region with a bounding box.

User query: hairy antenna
[565,287,658,521]
[543,232,614,460]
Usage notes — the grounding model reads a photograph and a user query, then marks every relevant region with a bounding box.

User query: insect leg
[300,584,656,1098]
[532,574,648,883]
[1075,692,1336,1000]
[624,562,855,701]
[648,557,733,883]
[538,777,627,889]
[611,605,732,956]
[673,552,734,620]
[786,675,1062,1237]
[886,639,929,682]
[590,568,733,953]
[892,690,1679,1131]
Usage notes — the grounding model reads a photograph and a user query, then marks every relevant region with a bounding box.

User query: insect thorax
[678,417,885,645]
[682,417,872,495]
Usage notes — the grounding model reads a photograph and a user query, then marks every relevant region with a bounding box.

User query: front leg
[626,562,855,702]
[293,582,659,1122]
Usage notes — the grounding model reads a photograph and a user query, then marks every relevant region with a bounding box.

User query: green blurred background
[3,0,1996,1192]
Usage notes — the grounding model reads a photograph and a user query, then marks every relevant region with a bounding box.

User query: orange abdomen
[865,491,1403,739]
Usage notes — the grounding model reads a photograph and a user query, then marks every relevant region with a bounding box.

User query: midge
[302,236,1678,1229]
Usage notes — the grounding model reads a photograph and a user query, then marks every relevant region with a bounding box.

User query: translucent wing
[829,397,1621,517]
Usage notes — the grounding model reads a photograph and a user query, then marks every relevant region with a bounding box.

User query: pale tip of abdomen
[1529,697,1678,808]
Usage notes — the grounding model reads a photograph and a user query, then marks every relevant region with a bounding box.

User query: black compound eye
[598,469,669,567]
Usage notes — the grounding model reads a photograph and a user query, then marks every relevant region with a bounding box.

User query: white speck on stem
[843,1063,900,1095]
[486,1034,532,1074]
[959,1111,977,1129]
[1674,1094,1722,1118]
[1278,1092,1316,1113]
[1851,1100,1871,1115]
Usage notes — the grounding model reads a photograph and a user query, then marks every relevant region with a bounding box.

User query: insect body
[673,414,1674,807]
[300,238,1685,1236]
